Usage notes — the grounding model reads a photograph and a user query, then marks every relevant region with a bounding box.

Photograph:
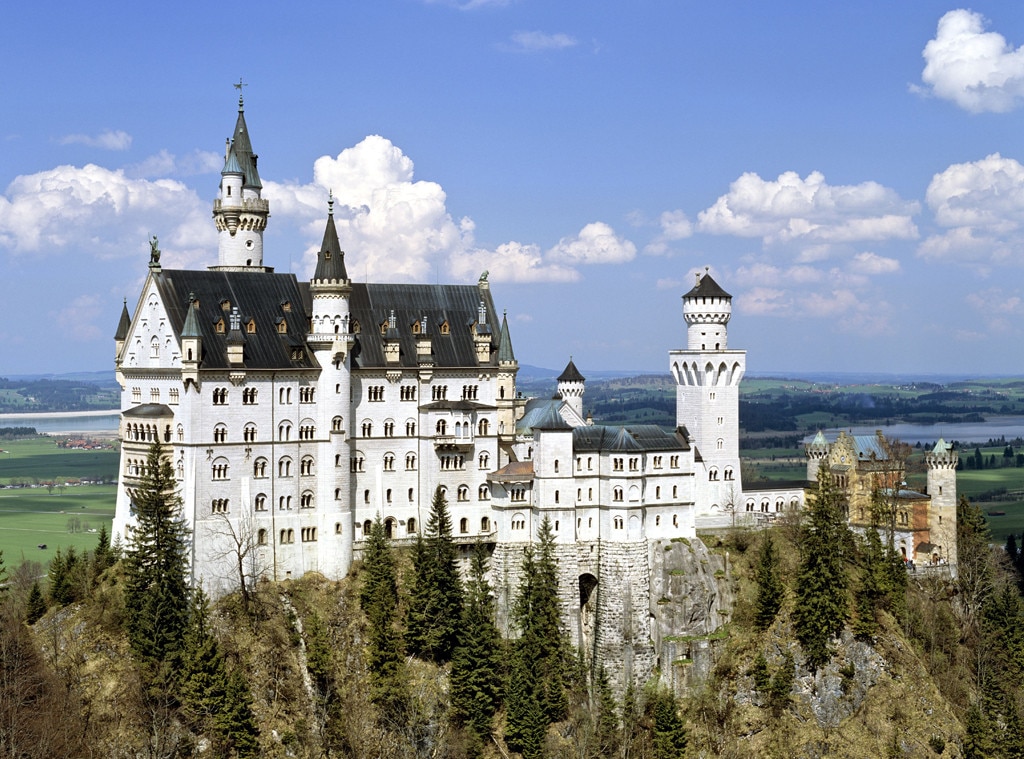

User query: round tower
[806,430,830,482]
[926,438,958,569]
[557,357,585,420]
[211,88,270,270]
[683,267,732,350]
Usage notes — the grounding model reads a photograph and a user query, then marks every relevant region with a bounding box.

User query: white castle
[112,98,953,688]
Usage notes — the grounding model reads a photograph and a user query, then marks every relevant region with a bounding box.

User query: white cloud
[644,210,693,255]
[920,153,1024,263]
[548,221,636,265]
[737,287,790,316]
[0,163,214,267]
[918,9,1024,113]
[849,251,900,275]
[506,31,578,52]
[450,241,578,283]
[697,170,919,249]
[127,149,222,179]
[59,130,132,151]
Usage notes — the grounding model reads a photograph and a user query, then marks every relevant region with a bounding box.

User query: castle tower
[926,438,958,570]
[496,310,519,466]
[557,358,585,420]
[806,430,829,482]
[307,196,355,577]
[211,88,270,270]
[668,269,746,513]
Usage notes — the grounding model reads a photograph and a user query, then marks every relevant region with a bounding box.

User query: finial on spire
[234,78,247,109]
[328,189,334,216]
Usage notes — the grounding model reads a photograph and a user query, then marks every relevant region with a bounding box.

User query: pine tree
[794,467,850,671]
[649,688,687,759]
[753,531,784,630]
[25,581,46,625]
[48,546,82,607]
[123,440,191,675]
[93,523,113,578]
[450,541,503,742]
[359,515,407,725]
[1007,533,1020,569]
[595,666,620,757]
[405,486,463,662]
[305,611,348,755]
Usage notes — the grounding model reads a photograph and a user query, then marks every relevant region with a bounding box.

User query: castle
[112,97,955,690]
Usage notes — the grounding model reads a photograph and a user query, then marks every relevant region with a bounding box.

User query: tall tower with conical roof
[669,269,746,514]
[211,86,270,270]
[557,358,585,420]
[307,196,355,576]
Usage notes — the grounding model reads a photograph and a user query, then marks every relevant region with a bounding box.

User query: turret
[557,358,585,420]
[683,267,732,350]
[806,430,830,482]
[927,438,958,570]
[308,193,353,363]
[211,87,270,270]
[114,298,131,361]
[181,293,202,387]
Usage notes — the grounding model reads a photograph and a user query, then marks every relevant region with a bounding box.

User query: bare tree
[208,511,265,614]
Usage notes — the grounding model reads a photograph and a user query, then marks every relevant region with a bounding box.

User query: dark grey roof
[313,205,348,282]
[531,405,573,431]
[222,147,242,175]
[419,400,495,411]
[349,283,499,369]
[123,403,174,418]
[557,358,585,383]
[181,295,202,338]
[231,107,261,189]
[684,271,731,299]
[115,299,131,340]
[153,269,318,370]
[572,424,688,453]
[497,311,515,363]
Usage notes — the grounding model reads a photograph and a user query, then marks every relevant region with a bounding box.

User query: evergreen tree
[506,517,571,752]
[1007,533,1020,569]
[305,611,348,755]
[359,515,407,725]
[123,441,191,675]
[25,581,46,625]
[405,486,463,662]
[48,546,82,606]
[753,531,784,630]
[93,523,113,578]
[794,467,850,671]
[649,688,687,759]
[450,541,503,742]
[594,666,620,757]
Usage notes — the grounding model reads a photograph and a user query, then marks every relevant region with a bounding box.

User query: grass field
[0,484,116,565]
[0,437,119,485]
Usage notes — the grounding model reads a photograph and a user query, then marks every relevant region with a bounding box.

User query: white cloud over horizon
[58,130,132,151]
[918,9,1024,113]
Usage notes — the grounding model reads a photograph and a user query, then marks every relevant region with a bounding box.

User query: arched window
[436,419,447,436]
[255,494,267,511]
[244,423,257,442]
[257,529,267,545]
[481,516,490,532]
[278,422,292,441]
[478,418,489,436]
[212,458,229,480]
[460,518,468,534]
[301,491,314,509]
[213,424,227,443]
[457,485,469,502]
[406,453,416,470]
[301,456,314,476]
[363,519,372,534]
[479,484,489,500]
[479,452,489,470]
[332,416,343,432]
[407,518,417,534]
[253,458,268,478]
[278,457,292,477]
[383,453,395,471]
[613,487,623,502]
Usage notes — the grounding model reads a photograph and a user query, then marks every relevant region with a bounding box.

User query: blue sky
[2,1,1024,377]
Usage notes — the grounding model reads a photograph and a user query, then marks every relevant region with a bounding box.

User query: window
[588,488,593,500]
[253,458,268,478]
[613,458,623,472]
[670,455,679,468]
[301,457,314,476]
[384,420,395,437]
[554,459,559,473]
[431,385,448,401]
[364,489,370,504]
[368,385,384,402]
[479,452,490,469]
[177,424,184,442]
[280,529,295,544]
[332,416,343,432]
[436,419,447,436]
[244,424,257,442]
[278,495,292,510]
[299,424,315,440]
[613,487,623,502]
[386,488,392,504]
[384,453,395,471]
[279,387,292,404]
[278,422,292,441]
[405,453,416,470]
[211,498,228,514]
[351,456,365,473]
[510,488,527,503]
[301,491,314,509]
[278,458,292,477]
[150,337,160,358]
[481,516,490,532]
[407,518,417,534]
[401,386,416,401]
[588,457,593,471]
[213,424,227,443]
[255,494,267,511]
[478,418,489,436]
[169,388,179,404]
[724,468,733,481]
[629,457,639,472]
[478,484,489,500]
[653,456,663,469]
[406,420,416,436]
[554,490,560,503]
[614,517,624,529]
[335,523,343,535]
[458,485,469,502]
[361,422,372,437]
[709,468,719,481]
[150,388,160,403]
[673,486,678,498]
[132,387,141,403]
[300,387,315,403]
[460,517,468,534]
[717,416,724,426]
[213,387,228,405]
[212,459,229,480]
[655,486,661,499]
[242,388,257,405]
[257,529,267,545]
[408,488,414,502]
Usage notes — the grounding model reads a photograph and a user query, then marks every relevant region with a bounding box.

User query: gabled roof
[851,434,888,461]
[349,283,498,369]
[557,358,585,383]
[572,424,689,453]
[313,203,348,282]
[152,269,317,370]
[531,404,573,431]
[115,299,131,341]
[684,271,731,299]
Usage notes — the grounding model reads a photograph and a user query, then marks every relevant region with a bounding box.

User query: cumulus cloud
[0,163,214,267]
[548,222,636,265]
[920,153,1024,263]
[849,251,900,275]
[644,210,693,255]
[59,130,132,151]
[506,31,578,52]
[918,9,1024,113]
[127,149,222,179]
[697,170,919,249]
[450,241,578,283]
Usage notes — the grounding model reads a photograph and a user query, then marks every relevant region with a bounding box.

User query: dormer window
[220,299,231,311]
[380,321,388,335]
[439,320,450,335]
[352,320,361,334]
[214,318,225,334]
[246,319,256,334]
[281,301,292,313]
[324,249,331,260]
[276,318,287,334]
[411,320,421,335]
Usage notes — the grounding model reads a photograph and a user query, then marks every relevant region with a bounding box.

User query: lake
[0,410,120,434]
[804,416,1024,446]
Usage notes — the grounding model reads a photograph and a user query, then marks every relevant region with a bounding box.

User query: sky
[2,1,1024,378]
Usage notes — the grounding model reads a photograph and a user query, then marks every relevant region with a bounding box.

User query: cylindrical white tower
[557,358,585,421]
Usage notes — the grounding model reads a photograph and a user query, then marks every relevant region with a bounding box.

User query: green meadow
[0,484,116,565]
[0,436,119,485]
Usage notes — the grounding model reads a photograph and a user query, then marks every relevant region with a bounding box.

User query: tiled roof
[572,424,688,453]
[557,358,585,383]
[684,271,731,299]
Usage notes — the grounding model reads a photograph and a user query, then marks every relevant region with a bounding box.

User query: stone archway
[579,573,599,672]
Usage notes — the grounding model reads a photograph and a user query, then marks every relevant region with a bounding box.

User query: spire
[115,298,131,341]
[222,144,243,175]
[181,293,202,338]
[557,357,585,383]
[230,83,261,190]
[498,309,515,363]
[313,192,349,282]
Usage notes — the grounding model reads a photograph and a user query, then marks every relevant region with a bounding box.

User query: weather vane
[234,78,247,106]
